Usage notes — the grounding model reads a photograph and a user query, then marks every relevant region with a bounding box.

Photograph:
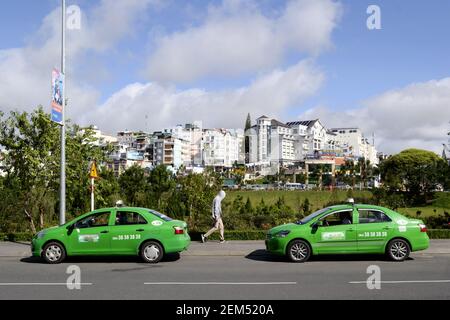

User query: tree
[0,107,60,233]
[118,165,147,206]
[380,148,447,204]
[244,113,251,163]
[147,165,175,209]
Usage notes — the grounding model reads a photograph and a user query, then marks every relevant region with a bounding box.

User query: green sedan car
[32,207,190,264]
[266,203,429,262]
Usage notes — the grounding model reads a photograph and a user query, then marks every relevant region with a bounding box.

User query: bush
[427,229,450,239]
[189,230,266,241]
[0,232,34,242]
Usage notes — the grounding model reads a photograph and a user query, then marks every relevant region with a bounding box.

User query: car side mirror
[66,223,75,235]
[312,221,323,229]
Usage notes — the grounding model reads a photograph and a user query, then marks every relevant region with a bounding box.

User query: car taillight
[419,224,427,232]
[174,226,184,235]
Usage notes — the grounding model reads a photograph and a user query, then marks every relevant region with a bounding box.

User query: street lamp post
[59,0,66,225]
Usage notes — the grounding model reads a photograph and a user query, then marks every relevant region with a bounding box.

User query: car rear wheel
[287,240,311,263]
[140,241,164,263]
[386,239,410,261]
[42,242,66,264]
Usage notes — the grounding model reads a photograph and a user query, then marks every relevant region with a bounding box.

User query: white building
[203,129,244,167]
[286,119,328,159]
[247,116,296,169]
[329,127,379,165]
[164,121,203,166]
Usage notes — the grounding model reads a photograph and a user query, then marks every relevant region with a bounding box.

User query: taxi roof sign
[89,161,99,179]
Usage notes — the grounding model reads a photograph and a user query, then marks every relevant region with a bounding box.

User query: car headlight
[36,231,46,239]
[275,230,291,238]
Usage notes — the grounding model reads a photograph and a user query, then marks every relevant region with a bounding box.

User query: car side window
[115,211,148,225]
[77,212,111,228]
[358,210,391,224]
[320,210,353,226]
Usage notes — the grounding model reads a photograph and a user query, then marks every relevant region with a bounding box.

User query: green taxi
[32,207,190,264]
[266,202,429,262]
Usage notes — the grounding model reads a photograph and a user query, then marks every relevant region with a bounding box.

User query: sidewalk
[1,240,449,257]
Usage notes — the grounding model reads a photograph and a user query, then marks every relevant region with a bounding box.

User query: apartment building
[203,128,244,168]
[329,127,379,165]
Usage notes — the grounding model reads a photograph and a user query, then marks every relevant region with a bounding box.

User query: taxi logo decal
[152,221,163,226]
[78,234,99,243]
[321,232,345,241]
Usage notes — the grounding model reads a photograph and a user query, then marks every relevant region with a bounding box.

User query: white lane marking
[0,283,92,286]
[144,282,297,285]
[349,280,450,284]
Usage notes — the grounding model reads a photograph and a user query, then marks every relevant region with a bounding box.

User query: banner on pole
[51,68,64,124]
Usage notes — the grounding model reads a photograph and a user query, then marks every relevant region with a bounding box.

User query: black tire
[42,241,66,264]
[286,240,311,263]
[140,241,164,263]
[386,239,410,261]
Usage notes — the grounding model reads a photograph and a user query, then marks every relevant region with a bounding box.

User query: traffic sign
[89,161,98,179]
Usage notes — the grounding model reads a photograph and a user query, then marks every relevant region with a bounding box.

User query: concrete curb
[1,240,449,257]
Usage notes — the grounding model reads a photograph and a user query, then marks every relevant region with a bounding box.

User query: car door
[109,209,149,254]
[356,208,395,253]
[313,209,358,254]
[68,210,112,255]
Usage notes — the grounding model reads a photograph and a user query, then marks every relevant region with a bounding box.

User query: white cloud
[298,78,450,154]
[146,0,342,83]
[0,0,152,120]
[87,60,324,132]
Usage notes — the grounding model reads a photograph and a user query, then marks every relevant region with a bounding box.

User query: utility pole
[59,0,66,225]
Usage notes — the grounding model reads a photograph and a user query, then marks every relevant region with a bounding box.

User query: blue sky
[1,0,449,153]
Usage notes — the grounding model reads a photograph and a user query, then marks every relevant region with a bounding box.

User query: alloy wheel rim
[144,245,160,261]
[290,243,308,261]
[45,245,62,262]
[390,241,408,260]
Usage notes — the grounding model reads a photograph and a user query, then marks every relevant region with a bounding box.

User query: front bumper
[31,238,43,257]
[265,237,286,255]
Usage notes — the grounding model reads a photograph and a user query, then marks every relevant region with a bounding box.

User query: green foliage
[118,164,147,206]
[379,148,448,205]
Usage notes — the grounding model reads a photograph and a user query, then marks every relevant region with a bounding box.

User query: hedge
[1,229,450,242]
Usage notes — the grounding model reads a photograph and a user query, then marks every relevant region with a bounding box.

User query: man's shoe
[219,239,225,244]
[201,234,206,243]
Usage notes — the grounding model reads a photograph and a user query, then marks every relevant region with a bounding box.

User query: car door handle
[100,230,109,234]
[136,229,145,232]
[348,228,355,231]
[383,226,391,230]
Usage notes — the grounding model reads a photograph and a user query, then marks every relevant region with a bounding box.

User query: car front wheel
[42,242,66,264]
[140,241,164,263]
[287,240,311,263]
[386,239,410,261]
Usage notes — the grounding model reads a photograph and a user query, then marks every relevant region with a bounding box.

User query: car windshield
[148,210,173,222]
[296,207,330,224]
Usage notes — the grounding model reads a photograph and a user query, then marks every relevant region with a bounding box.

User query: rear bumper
[165,235,191,253]
[411,234,430,252]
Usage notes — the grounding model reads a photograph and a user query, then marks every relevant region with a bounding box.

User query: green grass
[225,190,373,211]
[397,206,450,218]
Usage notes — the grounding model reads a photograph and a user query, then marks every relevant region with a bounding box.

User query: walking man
[201,190,226,243]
